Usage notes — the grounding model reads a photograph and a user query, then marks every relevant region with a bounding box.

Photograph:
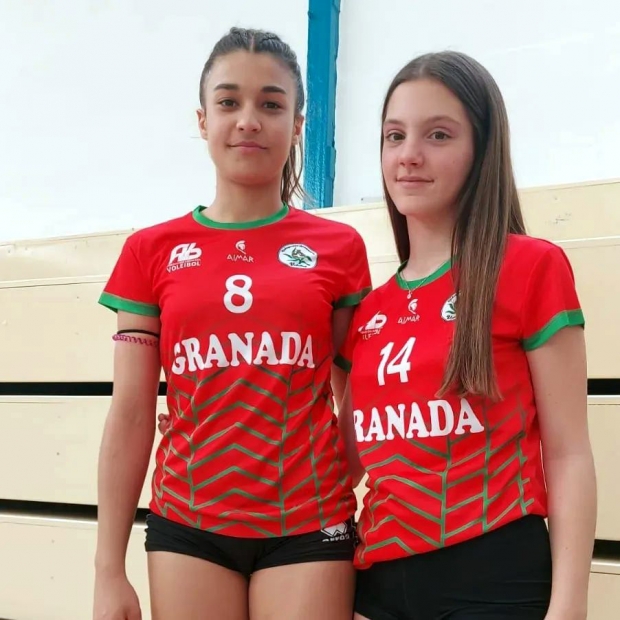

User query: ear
[197,108,208,141]
[291,114,305,146]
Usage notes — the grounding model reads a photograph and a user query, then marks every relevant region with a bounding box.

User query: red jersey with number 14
[337,234,584,568]
[100,204,371,537]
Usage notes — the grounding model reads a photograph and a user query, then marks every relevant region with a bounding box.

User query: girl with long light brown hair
[337,51,596,620]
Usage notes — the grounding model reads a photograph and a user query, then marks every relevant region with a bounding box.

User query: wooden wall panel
[588,569,620,620]
[2,395,616,540]
[0,396,161,508]
[2,179,618,284]
[558,238,620,378]
[0,231,127,283]
[2,238,617,382]
[0,280,116,382]
[0,515,150,620]
[0,514,617,620]
[587,397,620,541]
[519,179,620,241]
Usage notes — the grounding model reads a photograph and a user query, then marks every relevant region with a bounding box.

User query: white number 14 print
[377,337,416,386]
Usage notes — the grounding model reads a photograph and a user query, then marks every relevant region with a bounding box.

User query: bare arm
[527,326,596,620]
[337,380,365,487]
[95,311,161,575]
[331,306,354,410]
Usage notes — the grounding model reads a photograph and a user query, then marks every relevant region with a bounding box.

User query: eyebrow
[213,83,288,95]
[383,114,461,126]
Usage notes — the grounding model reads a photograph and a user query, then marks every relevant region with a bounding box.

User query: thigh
[148,551,249,620]
[249,560,355,620]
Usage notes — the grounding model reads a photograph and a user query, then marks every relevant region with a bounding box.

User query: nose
[236,106,261,133]
[399,137,424,167]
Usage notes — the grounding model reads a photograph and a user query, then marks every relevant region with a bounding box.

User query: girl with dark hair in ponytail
[337,51,596,620]
[94,27,370,620]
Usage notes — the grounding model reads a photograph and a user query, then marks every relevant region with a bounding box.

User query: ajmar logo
[278,243,317,269]
[441,294,457,321]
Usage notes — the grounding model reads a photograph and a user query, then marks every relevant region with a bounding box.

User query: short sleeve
[333,230,372,309]
[521,243,584,351]
[98,236,160,317]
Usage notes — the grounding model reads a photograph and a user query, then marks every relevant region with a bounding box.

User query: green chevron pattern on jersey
[151,354,352,536]
[340,235,583,568]
[356,404,534,563]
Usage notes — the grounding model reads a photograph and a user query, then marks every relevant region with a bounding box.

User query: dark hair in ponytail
[199,27,305,206]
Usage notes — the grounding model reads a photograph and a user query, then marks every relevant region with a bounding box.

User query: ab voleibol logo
[358,312,387,339]
[168,243,202,272]
[278,244,317,269]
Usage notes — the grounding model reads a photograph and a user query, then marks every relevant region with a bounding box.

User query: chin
[392,196,438,218]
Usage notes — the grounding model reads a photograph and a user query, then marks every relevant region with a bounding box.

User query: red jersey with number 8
[100,204,371,537]
[336,234,584,568]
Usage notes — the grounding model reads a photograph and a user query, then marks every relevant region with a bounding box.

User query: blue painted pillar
[304,0,341,209]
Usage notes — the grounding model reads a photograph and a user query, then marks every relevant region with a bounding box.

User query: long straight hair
[381,51,526,400]
[199,27,305,206]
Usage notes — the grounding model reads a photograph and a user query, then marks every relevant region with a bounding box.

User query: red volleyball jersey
[100,204,371,537]
[336,234,584,568]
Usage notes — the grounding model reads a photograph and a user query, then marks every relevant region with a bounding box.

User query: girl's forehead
[386,79,469,124]
[206,51,295,93]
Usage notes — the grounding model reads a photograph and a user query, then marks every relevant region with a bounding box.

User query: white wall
[0,0,308,242]
[334,0,620,206]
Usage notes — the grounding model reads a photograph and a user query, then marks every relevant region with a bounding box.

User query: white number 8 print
[224,275,253,314]
[377,337,416,386]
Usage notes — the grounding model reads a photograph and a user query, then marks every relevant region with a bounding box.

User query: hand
[157,413,171,435]
[93,571,141,620]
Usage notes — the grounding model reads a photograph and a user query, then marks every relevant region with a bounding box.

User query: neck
[206,176,284,223]
[402,214,455,280]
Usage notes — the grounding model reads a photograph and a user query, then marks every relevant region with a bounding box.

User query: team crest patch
[278,244,317,269]
[441,294,457,321]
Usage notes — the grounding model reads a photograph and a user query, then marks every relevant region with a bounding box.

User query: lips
[231,141,266,150]
[397,176,432,183]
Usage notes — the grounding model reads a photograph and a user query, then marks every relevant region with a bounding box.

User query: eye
[263,101,282,110]
[218,99,237,108]
[385,131,405,142]
[429,130,450,141]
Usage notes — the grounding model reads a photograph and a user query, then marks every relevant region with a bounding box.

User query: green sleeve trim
[98,292,161,317]
[333,354,352,372]
[522,309,585,351]
[334,286,372,309]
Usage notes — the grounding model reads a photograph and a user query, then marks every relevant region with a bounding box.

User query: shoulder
[288,207,366,244]
[500,234,568,281]
[497,234,576,315]
[504,233,565,265]
[121,211,196,255]
[351,278,393,323]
